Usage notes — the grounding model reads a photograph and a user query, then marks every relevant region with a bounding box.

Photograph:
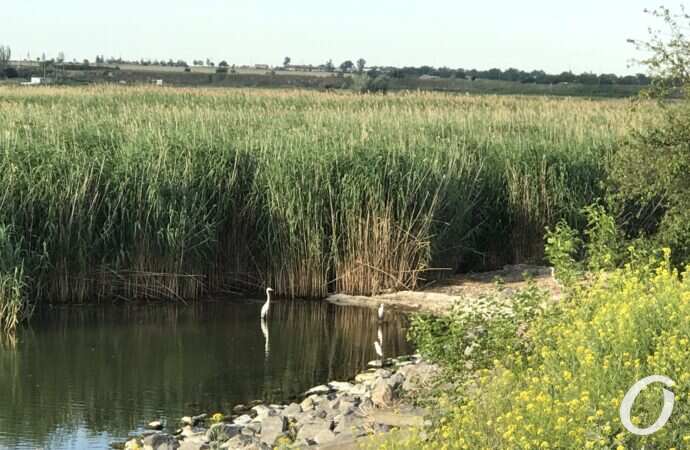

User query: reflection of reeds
[0,301,412,448]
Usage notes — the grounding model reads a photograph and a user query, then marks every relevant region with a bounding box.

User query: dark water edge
[0,299,412,450]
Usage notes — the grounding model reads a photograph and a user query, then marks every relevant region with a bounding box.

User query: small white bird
[377,303,385,321]
[377,327,383,345]
[261,287,274,319]
[374,340,383,359]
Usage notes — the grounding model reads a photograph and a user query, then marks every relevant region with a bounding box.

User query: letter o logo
[620,375,675,436]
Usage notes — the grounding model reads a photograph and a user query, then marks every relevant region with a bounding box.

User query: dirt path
[327,264,561,315]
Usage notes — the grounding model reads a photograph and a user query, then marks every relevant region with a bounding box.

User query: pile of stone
[121,355,438,450]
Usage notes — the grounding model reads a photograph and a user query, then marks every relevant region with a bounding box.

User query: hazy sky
[3,1,662,74]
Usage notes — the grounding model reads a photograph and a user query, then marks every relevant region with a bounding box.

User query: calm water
[0,300,412,450]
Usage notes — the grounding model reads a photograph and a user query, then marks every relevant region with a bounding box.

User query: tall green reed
[0,86,637,330]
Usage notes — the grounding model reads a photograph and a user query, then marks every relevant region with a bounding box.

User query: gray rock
[328,397,341,411]
[179,438,210,450]
[313,429,337,445]
[371,379,393,408]
[296,422,328,442]
[348,384,368,396]
[368,358,394,368]
[375,369,392,379]
[372,423,392,433]
[205,423,241,443]
[387,372,405,390]
[143,433,180,450]
[148,421,164,430]
[399,362,440,392]
[232,404,248,414]
[258,415,286,447]
[354,371,378,384]
[250,405,272,421]
[314,398,337,420]
[181,416,194,426]
[299,394,319,411]
[293,411,318,425]
[219,434,256,449]
[281,402,301,419]
[181,414,206,427]
[305,384,331,395]
[359,397,374,413]
[333,414,365,435]
[245,421,261,434]
[336,395,357,411]
[179,426,206,439]
[192,414,208,424]
[233,414,252,426]
[328,381,355,393]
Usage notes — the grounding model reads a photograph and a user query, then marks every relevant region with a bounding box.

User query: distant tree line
[1,44,652,86]
[92,55,190,68]
[383,65,651,86]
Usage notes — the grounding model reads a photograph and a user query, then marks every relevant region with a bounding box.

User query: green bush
[611,100,690,265]
[409,281,548,386]
[351,74,390,93]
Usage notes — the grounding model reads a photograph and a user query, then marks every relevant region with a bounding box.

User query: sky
[1,0,665,75]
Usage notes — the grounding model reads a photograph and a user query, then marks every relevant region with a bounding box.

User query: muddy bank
[327,264,561,315]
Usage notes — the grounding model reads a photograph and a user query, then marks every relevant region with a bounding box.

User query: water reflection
[0,300,411,450]
[260,318,269,358]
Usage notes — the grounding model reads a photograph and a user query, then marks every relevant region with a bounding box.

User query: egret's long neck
[266,290,272,304]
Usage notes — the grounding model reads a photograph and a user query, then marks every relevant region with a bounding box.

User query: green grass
[0,85,645,330]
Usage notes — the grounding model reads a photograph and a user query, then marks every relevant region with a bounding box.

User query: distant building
[21,77,44,86]
[419,74,440,80]
[254,64,270,70]
[285,64,317,72]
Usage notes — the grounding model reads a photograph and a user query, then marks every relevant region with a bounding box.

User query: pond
[0,299,412,450]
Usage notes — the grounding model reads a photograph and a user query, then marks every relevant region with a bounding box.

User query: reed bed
[0,86,641,328]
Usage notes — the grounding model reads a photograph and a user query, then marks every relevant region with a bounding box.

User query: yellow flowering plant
[381,244,690,449]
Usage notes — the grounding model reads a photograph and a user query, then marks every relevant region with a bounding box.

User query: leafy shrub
[3,67,18,78]
[545,204,625,284]
[545,220,583,286]
[611,100,690,265]
[351,74,390,93]
[409,281,548,384]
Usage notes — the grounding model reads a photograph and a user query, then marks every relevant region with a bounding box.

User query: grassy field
[0,85,646,331]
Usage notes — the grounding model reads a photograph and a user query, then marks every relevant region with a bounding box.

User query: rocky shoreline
[120,356,438,450]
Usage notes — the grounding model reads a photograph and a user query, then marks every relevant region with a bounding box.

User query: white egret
[261,287,274,319]
[378,303,384,321]
[374,340,383,359]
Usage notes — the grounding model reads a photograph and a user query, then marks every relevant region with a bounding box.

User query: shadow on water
[0,299,412,450]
